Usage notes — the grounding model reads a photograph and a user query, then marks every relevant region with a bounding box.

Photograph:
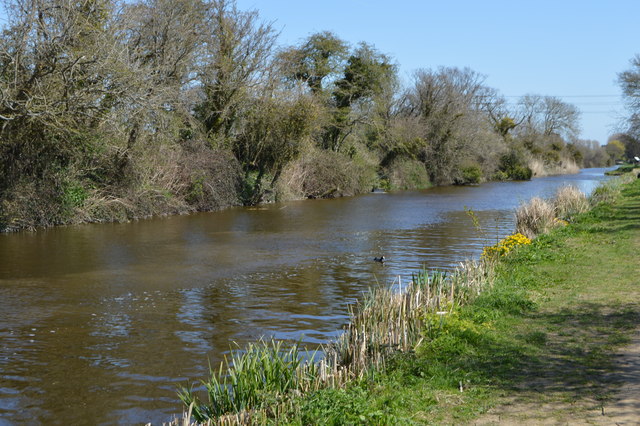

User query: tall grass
[590,173,636,205]
[178,340,321,423]
[326,261,493,379]
[553,185,589,221]
[515,196,556,239]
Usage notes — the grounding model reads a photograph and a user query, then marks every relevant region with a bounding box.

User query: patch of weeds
[294,384,397,425]
[470,284,537,316]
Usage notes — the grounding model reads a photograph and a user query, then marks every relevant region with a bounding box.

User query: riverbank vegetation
[171,173,639,424]
[0,0,620,232]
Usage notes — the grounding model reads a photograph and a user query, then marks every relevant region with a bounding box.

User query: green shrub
[460,165,483,184]
[62,180,88,209]
[498,151,533,181]
[492,170,509,181]
[278,148,377,199]
[510,165,533,180]
[383,158,430,190]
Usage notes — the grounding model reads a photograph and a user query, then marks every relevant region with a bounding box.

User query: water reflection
[0,168,613,424]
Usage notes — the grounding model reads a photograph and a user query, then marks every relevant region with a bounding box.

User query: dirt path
[473,333,640,425]
[600,334,640,424]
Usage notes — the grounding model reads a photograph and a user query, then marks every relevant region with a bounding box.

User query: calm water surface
[0,168,612,425]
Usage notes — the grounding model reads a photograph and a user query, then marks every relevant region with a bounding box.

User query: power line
[581,111,622,114]
[502,94,620,98]
[502,102,621,106]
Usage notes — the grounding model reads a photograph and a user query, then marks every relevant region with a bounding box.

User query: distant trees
[604,139,626,162]
[516,95,581,140]
[570,139,610,168]
[607,133,640,161]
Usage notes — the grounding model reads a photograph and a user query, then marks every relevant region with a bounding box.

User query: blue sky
[237,0,640,145]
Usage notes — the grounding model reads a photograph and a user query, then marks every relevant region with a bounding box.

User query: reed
[516,176,632,241]
[323,260,493,382]
[515,196,556,238]
[553,185,589,221]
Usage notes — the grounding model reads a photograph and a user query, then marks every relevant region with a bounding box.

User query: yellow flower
[481,233,531,260]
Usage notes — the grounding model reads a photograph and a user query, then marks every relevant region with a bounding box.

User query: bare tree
[0,0,117,133]
[477,87,520,139]
[619,55,640,112]
[516,94,581,140]
[114,0,207,149]
[618,55,640,142]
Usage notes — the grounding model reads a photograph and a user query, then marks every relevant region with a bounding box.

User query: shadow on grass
[395,302,640,416]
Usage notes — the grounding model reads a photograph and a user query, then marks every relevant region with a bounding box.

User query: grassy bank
[604,164,638,175]
[172,174,639,425]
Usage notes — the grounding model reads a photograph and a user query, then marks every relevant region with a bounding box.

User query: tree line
[616,54,640,160]
[0,0,615,231]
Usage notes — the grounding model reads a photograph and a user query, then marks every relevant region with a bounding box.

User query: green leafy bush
[508,165,533,180]
[498,151,533,181]
[460,165,483,184]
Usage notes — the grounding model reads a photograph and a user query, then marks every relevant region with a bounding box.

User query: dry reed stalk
[515,196,555,239]
[324,261,492,381]
[553,185,589,220]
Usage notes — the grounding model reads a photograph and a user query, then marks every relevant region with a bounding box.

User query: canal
[0,168,612,424]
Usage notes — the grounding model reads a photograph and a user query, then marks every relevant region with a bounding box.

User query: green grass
[604,164,637,175]
[278,179,640,424]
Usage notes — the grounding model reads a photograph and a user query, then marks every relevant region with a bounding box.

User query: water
[0,168,612,424]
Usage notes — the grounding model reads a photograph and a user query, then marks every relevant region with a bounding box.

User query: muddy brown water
[0,168,612,425]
